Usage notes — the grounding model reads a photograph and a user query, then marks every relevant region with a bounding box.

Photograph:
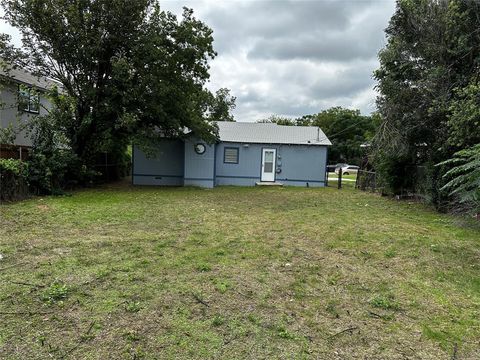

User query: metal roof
[0,66,60,91]
[216,121,332,146]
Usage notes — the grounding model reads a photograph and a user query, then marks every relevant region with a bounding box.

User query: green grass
[0,183,479,359]
[328,173,357,188]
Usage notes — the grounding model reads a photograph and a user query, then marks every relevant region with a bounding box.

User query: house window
[224,147,239,164]
[18,85,40,113]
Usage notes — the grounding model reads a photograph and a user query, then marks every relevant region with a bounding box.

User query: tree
[208,88,236,122]
[257,115,295,125]
[297,107,377,165]
[257,108,376,165]
[448,83,480,149]
[1,1,233,176]
[372,0,480,205]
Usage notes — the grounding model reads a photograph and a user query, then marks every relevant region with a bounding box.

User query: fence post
[338,168,342,189]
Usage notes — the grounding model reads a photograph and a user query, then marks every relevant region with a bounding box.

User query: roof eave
[219,140,331,146]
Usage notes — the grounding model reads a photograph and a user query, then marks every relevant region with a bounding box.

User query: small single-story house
[132,121,332,188]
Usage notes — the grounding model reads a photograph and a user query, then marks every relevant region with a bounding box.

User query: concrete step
[255,181,284,186]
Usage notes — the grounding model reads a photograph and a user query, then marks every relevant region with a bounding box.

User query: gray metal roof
[0,66,60,90]
[216,121,332,146]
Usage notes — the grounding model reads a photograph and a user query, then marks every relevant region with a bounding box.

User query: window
[18,85,40,113]
[224,147,239,164]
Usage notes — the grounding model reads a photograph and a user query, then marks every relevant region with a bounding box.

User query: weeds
[41,280,69,305]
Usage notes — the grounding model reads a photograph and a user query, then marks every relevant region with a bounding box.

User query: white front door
[261,148,276,182]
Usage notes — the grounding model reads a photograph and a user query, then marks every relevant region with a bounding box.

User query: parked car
[326,165,337,173]
[335,165,359,175]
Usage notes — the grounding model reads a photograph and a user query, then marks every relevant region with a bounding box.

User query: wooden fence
[0,144,30,160]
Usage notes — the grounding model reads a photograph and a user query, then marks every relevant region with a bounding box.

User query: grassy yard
[0,184,479,359]
[327,173,357,188]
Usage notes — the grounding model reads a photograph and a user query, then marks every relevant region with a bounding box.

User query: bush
[27,148,95,195]
[27,115,100,194]
[439,144,480,216]
[374,154,416,195]
[0,158,29,202]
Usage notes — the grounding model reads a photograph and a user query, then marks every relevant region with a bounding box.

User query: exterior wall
[0,82,51,147]
[183,138,215,188]
[215,142,328,187]
[132,140,184,186]
[215,142,261,186]
[132,139,328,188]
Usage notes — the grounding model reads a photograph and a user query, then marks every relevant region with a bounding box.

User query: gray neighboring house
[0,66,56,159]
[133,121,332,188]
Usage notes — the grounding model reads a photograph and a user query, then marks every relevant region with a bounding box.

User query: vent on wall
[224,148,239,163]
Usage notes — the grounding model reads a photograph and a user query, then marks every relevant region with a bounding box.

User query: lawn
[0,184,479,359]
[327,173,357,188]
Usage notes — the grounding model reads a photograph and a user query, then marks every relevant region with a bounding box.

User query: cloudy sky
[1,0,396,121]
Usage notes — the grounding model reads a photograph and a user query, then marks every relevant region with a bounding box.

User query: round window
[194,143,206,154]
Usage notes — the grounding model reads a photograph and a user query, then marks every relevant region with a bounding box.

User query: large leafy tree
[258,108,377,165]
[372,0,480,203]
[208,88,236,122]
[297,107,378,165]
[1,0,233,168]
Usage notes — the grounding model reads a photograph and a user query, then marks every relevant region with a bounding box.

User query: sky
[0,0,397,122]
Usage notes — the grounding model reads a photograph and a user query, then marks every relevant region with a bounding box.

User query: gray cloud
[203,0,379,55]
[307,62,377,99]
[179,0,396,120]
[2,0,396,121]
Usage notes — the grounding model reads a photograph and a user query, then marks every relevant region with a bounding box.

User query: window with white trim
[18,85,40,113]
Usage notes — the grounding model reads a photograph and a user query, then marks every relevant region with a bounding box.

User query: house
[0,66,56,159]
[132,121,331,188]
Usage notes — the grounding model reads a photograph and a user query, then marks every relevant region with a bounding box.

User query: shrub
[439,144,480,216]
[27,115,99,194]
[0,158,29,202]
[374,153,416,195]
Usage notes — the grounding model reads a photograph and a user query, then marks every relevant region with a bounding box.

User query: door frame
[260,148,277,182]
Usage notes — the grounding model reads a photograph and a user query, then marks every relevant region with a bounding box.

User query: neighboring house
[133,121,332,188]
[0,66,56,159]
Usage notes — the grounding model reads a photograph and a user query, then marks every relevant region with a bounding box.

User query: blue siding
[132,140,184,186]
[133,139,328,188]
[184,138,215,188]
[215,142,261,186]
[215,142,327,187]
[275,144,327,186]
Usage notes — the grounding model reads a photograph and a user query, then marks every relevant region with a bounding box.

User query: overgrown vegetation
[0,158,28,201]
[439,144,480,216]
[372,0,480,214]
[0,0,235,188]
[27,115,88,194]
[0,185,478,358]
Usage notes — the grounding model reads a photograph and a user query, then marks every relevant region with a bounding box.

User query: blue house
[132,121,331,188]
